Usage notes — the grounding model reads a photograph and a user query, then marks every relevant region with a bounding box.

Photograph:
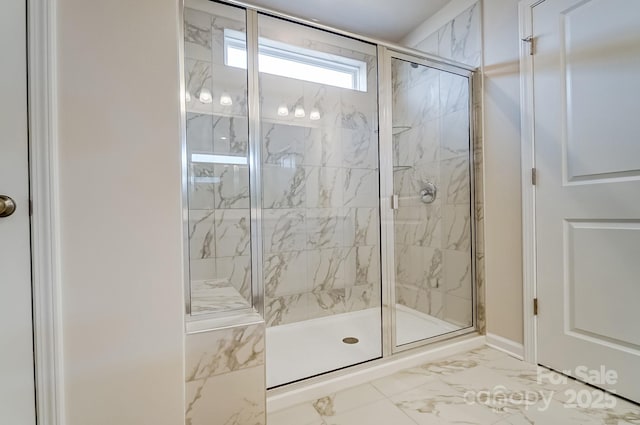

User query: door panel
[534,0,640,402]
[0,0,36,423]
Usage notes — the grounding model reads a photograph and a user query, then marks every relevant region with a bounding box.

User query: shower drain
[342,337,359,344]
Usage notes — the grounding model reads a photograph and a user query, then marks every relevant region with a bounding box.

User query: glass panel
[259,14,382,388]
[391,58,473,346]
[183,1,252,315]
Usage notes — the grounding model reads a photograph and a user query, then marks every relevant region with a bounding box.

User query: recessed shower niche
[182,0,478,389]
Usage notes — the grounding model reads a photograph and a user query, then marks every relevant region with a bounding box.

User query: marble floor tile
[268,402,323,425]
[311,383,386,417]
[268,346,640,425]
[322,398,417,425]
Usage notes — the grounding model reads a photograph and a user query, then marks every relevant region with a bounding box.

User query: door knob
[0,195,16,217]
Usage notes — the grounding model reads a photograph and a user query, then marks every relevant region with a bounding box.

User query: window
[224,29,367,92]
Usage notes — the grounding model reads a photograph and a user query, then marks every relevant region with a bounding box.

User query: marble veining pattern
[268,347,640,425]
[260,19,381,327]
[185,319,266,425]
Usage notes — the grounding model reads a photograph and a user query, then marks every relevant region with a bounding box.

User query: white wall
[481,0,524,344]
[56,0,185,423]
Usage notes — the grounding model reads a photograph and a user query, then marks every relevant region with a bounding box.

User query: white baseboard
[486,333,524,360]
[267,334,485,412]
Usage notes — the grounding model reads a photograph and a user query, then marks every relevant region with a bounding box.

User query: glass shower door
[389,55,474,349]
[256,15,383,387]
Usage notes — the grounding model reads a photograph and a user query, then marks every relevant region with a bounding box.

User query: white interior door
[533,0,640,403]
[0,0,37,423]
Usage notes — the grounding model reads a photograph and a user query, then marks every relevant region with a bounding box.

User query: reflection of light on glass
[294,106,305,118]
[191,153,247,165]
[220,92,233,106]
[277,104,289,116]
[198,89,213,104]
[309,108,321,121]
[185,91,192,102]
[220,136,228,140]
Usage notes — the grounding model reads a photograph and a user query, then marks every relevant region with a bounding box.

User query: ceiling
[241,0,450,43]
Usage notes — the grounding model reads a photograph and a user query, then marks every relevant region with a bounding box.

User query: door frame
[518,0,546,364]
[27,0,64,423]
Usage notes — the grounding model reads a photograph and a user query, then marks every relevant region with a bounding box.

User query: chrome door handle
[0,195,16,217]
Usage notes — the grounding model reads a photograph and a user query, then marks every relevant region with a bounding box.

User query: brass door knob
[0,195,16,217]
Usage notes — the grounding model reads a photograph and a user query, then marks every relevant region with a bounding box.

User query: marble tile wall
[185,318,266,425]
[395,1,483,331]
[259,16,382,327]
[184,4,253,314]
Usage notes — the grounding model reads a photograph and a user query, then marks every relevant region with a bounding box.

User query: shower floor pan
[266,305,461,388]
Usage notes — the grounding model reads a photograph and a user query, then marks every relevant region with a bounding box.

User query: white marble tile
[307,248,348,291]
[214,209,251,258]
[439,71,469,116]
[415,31,439,56]
[443,249,472,299]
[394,122,440,168]
[186,365,265,425]
[371,367,439,397]
[443,204,472,252]
[345,283,379,312]
[394,204,442,248]
[189,258,216,282]
[263,209,307,254]
[185,59,213,116]
[188,164,216,210]
[264,250,308,297]
[265,293,308,326]
[345,245,380,286]
[440,109,470,161]
[323,398,416,425]
[307,289,346,319]
[341,128,378,170]
[183,7,213,62]
[212,115,249,156]
[186,113,213,152]
[213,164,250,209]
[343,168,378,208]
[306,208,344,249]
[391,377,504,425]
[216,255,251,301]
[304,127,342,168]
[268,402,323,425]
[437,3,481,68]
[306,167,343,208]
[444,294,473,327]
[190,280,251,314]
[311,384,386,417]
[262,123,306,166]
[189,210,216,260]
[262,164,307,209]
[344,207,379,247]
[340,90,377,133]
[304,83,342,130]
[440,155,470,205]
[185,323,264,381]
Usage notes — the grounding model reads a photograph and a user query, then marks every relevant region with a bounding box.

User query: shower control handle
[420,182,437,204]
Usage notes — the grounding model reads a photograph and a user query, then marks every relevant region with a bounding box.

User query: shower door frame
[378,47,478,355]
[180,0,480,357]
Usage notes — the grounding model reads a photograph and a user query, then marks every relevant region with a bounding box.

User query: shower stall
[182,0,477,389]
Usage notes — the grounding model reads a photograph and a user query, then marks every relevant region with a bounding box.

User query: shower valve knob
[420,182,437,204]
